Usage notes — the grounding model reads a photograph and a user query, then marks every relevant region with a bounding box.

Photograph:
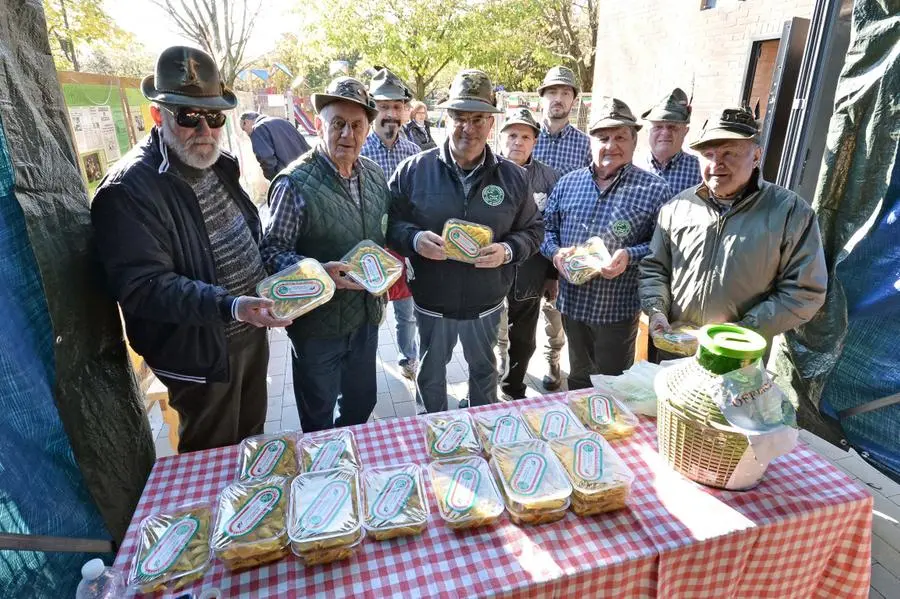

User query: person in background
[92,46,291,453]
[260,77,390,432]
[541,97,671,388]
[360,68,422,381]
[387,69,543,413]
[533,66,591,176]
[239,111,311,180]
[640,106,827,350]
[404,99,437,150]
[496,108,559,400]
[637,88,702,194]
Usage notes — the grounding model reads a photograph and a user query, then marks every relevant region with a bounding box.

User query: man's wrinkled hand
[552,247,574,273]
[649,312,672,336]
[542,278,558,301]
[415,231,447,261]
[236,297,293,328]
[475,243,506,268]
[322,261,365,290]
[600,249,629,279]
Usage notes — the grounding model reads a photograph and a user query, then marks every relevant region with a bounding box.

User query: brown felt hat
[312,76,379,121]
[141,46,237,110]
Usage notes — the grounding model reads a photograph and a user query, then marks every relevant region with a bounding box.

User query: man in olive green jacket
[639,106,827,346]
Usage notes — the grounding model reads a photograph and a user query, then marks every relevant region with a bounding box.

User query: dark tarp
[0,0,154,547]
[776,0,899,459]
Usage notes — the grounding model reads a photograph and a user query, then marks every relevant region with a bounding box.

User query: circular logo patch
[612,220,632,238]
[381,214,388,236]
[482,185,505,207]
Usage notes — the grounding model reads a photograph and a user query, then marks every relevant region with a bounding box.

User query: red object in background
[387,249,411,301]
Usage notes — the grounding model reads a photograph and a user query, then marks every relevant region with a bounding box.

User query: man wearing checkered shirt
[532,66,591,177]
[637,88,702,194]
[541,97,672,388]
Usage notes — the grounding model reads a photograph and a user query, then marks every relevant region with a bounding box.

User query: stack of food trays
[549,432,634,516]
[567,391,638,441]
[288,468,364,565]
[490,439,573,526]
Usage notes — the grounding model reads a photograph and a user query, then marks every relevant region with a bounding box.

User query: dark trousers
[501,295,541,398]
[287,323,378,432]
[415,304,502,413]
[562,314,640,390]
[159,328,269,454]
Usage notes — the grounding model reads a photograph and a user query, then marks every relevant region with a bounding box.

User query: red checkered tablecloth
[115,394,872,598]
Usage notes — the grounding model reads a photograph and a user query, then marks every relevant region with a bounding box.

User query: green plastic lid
[697,324,767,360]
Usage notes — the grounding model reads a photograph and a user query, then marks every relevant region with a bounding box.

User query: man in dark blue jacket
[92,47,291,453]
[387,69,543,413]
[240,112,311,180]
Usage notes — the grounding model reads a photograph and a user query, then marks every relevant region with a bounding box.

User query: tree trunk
[59,0,79,71]
[415,75,426,101]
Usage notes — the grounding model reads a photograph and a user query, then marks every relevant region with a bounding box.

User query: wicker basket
[656,358,765,490]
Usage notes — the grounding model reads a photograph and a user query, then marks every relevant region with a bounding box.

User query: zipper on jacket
[699,211,725,322]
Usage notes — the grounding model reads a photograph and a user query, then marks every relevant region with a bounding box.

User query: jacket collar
[438,137,497,171]
[313,145,360,180]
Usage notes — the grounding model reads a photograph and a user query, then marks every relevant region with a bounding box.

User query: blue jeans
[392,297,418,363]
[415,303,502,413]
[287,323,378,432]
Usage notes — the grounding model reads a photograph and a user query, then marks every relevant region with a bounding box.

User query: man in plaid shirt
[541,97,672,388]
[360,68,422,382]
[636,88,701,194]
[532,66,591,177]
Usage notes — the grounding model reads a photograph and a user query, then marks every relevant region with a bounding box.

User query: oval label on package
[359,253,386,287]
[310,439,345,471]
[138,516,199,578]
[371,473,415,520]
[247,439,287,478]
[574,438,604,481]
[447,226,481,258]
[491,415,520,446]
[540,410,569,439]
[272,279,324,300]
[445,466,480,512]
[433,421,469,455]
[510,452,547,495]
[225,486,281,538]
[299,480,350,533]
[588,395,615,425]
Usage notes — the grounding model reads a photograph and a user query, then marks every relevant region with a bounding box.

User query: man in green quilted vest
[260,77,390,432]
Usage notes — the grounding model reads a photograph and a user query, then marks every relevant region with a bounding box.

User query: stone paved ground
[146,313,900,597]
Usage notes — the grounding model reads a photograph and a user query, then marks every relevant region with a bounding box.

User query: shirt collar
[439,138,495,172]
[318,147,359,180]
[368,130,400,151]
[650,150,684,171]
[590,162,633,196]
[541,121,572,140]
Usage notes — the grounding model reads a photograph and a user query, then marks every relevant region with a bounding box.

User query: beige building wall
[591,0,815,144]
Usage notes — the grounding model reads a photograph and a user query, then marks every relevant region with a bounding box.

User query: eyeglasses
[162,105,227,129]
[449,113,490,129]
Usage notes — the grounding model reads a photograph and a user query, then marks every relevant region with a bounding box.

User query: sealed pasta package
[256,258,335,320]
[288,468,364,565]
[127,503,212,594]
[341,240,403,296]
[567,390,638,441]
[561,237,611,285]
[428,456,504,529]
[472,408,533,457]
[651,322,699,356]
[237,432,300,481]
[442,219,493,264]
[521,402,586,441]
[211,476,290,572]
[549,432,634,516]
[362,464,429,541]
[299,428,361,472]
[490,440,572,517]
[424,411,482,459]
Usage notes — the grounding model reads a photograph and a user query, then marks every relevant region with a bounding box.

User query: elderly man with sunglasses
[92,47,291,453]
[387,69,543,413]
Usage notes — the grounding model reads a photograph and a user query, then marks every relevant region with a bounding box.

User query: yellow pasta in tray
[428,456,504,529]
[549,432,634,516]
[288,468,364,565]
[128,503,212,594]
[211,476,290,572]
[442,219,493,264]
[256,258,335,320]
[472,407,533,457]
[490,440,572,515]
[299,428,361,472]
[561,237,611,285]
[424,411,482,459]
[237,432,300,481]
[362,464,429,541]
[651,322,700,356]
[341,240,403,296]
[521,402,586,441]
[567,390,638,441]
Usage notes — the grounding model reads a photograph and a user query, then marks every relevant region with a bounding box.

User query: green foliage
[43,0,134,72]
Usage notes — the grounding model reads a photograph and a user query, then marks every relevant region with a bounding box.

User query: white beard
[161,114,221,169]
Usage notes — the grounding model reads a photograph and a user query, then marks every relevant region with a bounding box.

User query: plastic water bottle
[75,559,124,599]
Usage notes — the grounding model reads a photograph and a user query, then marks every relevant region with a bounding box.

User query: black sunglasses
[162,105,227,129]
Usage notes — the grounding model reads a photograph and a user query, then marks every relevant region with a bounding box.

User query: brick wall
[591,0,814,142]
